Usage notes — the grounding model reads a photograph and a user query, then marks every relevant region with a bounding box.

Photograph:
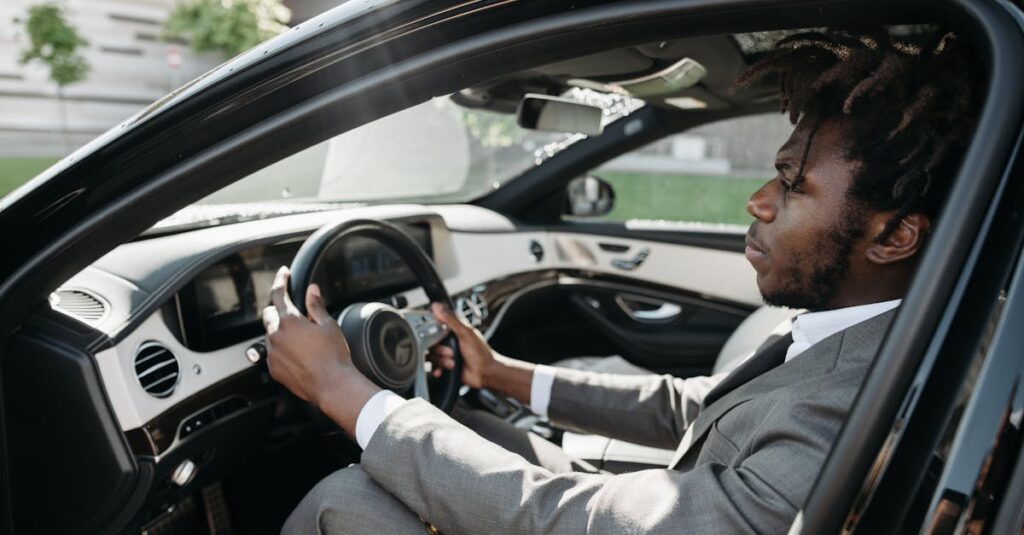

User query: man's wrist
[480,354,508,390]
[484,354,536,405]
[316,367,382,434]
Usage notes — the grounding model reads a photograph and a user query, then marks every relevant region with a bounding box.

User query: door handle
[611,248,649,271]
[614,294,682,323]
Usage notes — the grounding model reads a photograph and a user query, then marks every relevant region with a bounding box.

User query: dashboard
[174,223,432,351]
[32,203,758,531]
[51,204,758,436]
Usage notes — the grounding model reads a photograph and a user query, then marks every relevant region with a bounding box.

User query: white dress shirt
[784,299,900,363]
[354,299,901,447]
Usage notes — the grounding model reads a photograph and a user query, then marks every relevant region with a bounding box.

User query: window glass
[198,90,643,206]
[585,113,793,228]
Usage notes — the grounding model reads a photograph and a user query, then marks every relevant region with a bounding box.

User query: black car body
[0,0,1022,533]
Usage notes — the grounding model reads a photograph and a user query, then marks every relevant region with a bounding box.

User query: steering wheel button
[245,342,266,364]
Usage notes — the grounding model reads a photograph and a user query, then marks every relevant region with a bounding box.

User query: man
[262,30,978,533]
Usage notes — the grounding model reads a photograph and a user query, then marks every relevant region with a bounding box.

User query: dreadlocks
[737,29,981,240]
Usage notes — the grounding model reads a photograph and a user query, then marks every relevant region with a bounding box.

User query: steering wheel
[288,219,463,413]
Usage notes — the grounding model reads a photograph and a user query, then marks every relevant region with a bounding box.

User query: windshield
[198,90,644,207]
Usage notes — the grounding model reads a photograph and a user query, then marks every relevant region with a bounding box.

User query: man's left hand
[262,266,382,434]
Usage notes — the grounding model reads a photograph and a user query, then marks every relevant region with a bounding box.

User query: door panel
[504,221,760,376]
[545,231,761,306]
[566,285,743,376]
[486,271,750,377]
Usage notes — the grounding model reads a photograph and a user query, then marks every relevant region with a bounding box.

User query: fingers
[427,344,455,377]
[270,266,296,315]
[305,284,334,325]
[262,305,280,333]
[430,302,467,333]
[430,344,455,360]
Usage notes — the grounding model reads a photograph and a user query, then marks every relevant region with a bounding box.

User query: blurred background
[0,0,334,196]
[0,0,788,228]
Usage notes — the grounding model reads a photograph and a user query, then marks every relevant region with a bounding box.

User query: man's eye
[779,176,802,194]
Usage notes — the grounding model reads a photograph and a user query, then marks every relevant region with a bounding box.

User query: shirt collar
[789,299,901,360]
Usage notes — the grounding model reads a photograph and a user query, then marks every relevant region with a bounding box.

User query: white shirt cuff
[354,390,407,449]
[529,365,557,418]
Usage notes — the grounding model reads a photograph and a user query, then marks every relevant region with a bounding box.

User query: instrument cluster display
[177,223,432,351]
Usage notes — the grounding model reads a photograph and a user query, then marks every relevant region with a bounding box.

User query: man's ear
[866,212,930,265]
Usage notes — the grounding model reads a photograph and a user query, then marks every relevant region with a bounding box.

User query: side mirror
[517,94,605,136]
[566,175,615,218]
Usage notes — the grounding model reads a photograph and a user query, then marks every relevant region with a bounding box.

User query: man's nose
[746,181,776,222]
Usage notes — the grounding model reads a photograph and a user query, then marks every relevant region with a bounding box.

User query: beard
[760,206,866,311]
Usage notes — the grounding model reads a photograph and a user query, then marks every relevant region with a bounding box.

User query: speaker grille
[51,290,107,322]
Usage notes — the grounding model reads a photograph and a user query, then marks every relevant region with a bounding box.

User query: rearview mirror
[566,175,615,218]
[517,94,604,136]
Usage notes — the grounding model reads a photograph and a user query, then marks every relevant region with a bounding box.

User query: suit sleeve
[544,368,726,449]
[360,397,832,535]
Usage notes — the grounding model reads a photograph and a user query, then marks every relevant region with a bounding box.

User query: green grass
[598,171,768,226]
[0,158,59,198]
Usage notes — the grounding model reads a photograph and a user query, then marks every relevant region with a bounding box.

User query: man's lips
[744,235,768,267]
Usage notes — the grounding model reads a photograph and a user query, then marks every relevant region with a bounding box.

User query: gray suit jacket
[360,310,895,534]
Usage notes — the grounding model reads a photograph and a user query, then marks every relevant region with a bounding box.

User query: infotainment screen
[178,223,433,351]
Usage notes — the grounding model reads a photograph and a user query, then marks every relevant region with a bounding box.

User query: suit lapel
[669,309,898,468]
[669,334,840,467]
[700,332,792,410]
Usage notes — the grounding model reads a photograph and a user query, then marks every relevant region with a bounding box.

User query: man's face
[744,118,870,311]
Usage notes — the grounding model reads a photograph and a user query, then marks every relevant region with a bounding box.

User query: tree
[16,3,90,153]
[163,0,291,57]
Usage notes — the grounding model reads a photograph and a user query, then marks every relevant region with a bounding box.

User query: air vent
[456,291,489,328]
[134,342,179,398]
[50,289,107,323]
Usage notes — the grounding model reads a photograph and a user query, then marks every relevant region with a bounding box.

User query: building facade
[0,0,225,157]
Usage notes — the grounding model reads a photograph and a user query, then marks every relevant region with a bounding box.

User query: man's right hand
[428,303,498,389]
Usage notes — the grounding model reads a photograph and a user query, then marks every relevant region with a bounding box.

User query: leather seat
[554,305,800,473]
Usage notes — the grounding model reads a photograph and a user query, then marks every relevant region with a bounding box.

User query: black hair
[738,28,982,240]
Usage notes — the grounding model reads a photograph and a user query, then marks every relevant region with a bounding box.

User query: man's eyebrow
[774,152,798,170]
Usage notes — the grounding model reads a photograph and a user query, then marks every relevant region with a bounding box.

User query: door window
[574,112,792,228]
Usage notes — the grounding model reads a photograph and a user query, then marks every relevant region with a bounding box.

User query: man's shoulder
[832,307,899,369]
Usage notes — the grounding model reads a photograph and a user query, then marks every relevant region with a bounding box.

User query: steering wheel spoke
[401,309,450,354]
[401,308,451,404]
[413,350,431,403]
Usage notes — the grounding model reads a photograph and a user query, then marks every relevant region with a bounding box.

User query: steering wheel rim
[289,218,463,413]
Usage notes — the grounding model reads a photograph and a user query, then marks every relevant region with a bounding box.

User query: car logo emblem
[393,341,413,367]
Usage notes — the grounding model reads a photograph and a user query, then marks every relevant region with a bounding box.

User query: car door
[487,111,792,377]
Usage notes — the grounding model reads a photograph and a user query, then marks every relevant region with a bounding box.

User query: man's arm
[429,304,721,449]
[262,267,711,451]
[261,268,815,532]
[359,396,828,534]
